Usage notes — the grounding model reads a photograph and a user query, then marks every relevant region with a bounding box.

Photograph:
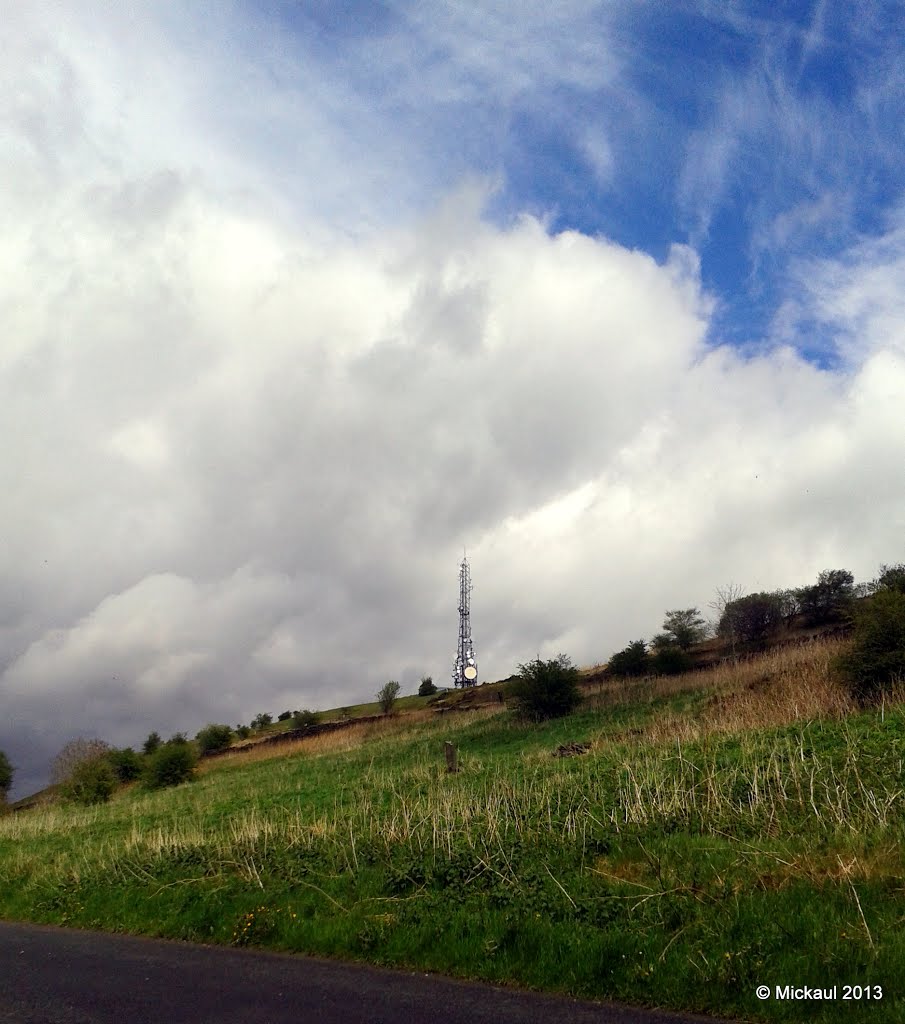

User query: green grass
[1,688,904,1023]
[253,692,442,732]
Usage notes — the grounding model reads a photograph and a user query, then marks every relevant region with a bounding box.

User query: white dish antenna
[464,665,477,680]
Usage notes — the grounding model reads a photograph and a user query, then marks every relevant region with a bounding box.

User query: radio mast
[453,554,478,687]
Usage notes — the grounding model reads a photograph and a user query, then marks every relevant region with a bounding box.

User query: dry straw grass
[587,637,859,746]
[199,705,505,773]
[6,637,903,886]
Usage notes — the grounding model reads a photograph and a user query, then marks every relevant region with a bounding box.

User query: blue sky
[1,1,904,799]
[234,0,905,358]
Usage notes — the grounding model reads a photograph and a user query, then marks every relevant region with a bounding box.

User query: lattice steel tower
[453,554,478,687]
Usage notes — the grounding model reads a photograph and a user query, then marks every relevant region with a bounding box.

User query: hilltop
[2,603,904,1024]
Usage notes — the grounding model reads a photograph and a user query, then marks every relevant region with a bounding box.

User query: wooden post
[444,741,458,774]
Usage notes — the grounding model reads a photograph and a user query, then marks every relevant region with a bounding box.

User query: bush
[608,640,649,677]
[0,750,13,802]
[251,713,273,730]
[62,757,116,805]
[235,725,251,739]
[775,588,801,627]
[195,723,233,755]
[510,654,582,722]
[651,645,693,676]
[144,742,197,790]
[51,738,112,785]
[720,592,784,649]
[838,589,905,704]
[418,675,437,696]
[796,569,855,626]
[877,563,905,595]
[106,747,143,783]
[277,710,293,722]
[143,731,162,755]
[291,709,318,729]
[377,680,401,714]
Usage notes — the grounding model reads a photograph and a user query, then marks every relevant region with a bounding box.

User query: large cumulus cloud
[2,2,904,800]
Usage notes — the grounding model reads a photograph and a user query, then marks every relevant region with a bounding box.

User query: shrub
[510,654,582,721]
[796,569,855,626]
[235,725,251,739]
[837,589,905,704]
[106,747,143,783]
[720,592,784,649]
[418,675,438,696]
[51,738,112,785]
[277,710,293,722]
[62,757,116,805]
[291,709,318,729]
[651,645,693,676]
[251,713,273,730]
[0,750,13,802]
[168,732,188,745]
[144,742,197,790]
[377,680,401,714]
[608,640,649,677]
[142,731,162,755]
[775,588,801,627]
[195,723,233,755]
[877,563,905,595]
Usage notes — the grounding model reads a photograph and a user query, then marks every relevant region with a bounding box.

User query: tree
[510,654,582,721]
[143,731,162,756]
[291,709,318,729]
[838,589,905,704]
[608,640,649,677]
[144,741,197,790]
[51,738,112,785]
[195,724,233,755]
[650,633,673,653]
[0,750,13,804]
[775,588,800,628]
[277,710,293,722]
[877,563,905,596]
[418,675,437,696]
[708,585,741,655]
[377,680,401,714]
[661,608,707,651]
[709,583,743,660]
[796,569,855,626]
[251,713,273,730]
[62,757,116,805]
[106,747,142,783]
[719,592,784,649]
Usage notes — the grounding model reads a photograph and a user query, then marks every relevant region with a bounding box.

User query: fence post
[444,741,458,773]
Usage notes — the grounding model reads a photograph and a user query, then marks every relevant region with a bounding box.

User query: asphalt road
[0,920,738,1024]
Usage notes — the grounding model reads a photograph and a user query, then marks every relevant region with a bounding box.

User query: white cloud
[2,2,905,800]
[798,209,905,364]
[5,161,905,797]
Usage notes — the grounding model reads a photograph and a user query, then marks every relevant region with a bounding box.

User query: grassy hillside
[1,637,903,1023]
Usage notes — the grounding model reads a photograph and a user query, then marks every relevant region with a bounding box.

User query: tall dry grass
[587,637,859,745]
[199,705,505,773]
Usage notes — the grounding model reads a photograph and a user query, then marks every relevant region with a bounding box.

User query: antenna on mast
[453,553,478,688]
